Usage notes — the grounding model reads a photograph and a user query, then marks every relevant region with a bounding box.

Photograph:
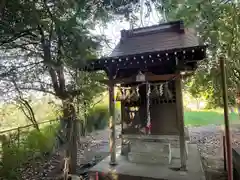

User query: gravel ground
[189,125,240,180]
[19,125,240,180]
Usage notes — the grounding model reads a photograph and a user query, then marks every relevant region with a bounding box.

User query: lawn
[184,110,239,126]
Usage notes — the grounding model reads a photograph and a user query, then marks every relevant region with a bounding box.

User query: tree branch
[90,94,106,109]
[18,86,57,96]
[12,79,39,130]
[43,0,54,41]
[0,28,38,46]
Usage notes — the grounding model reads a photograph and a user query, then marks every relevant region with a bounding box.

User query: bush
[0,122,58,179]
[86,104,109,132]
[86,103,121,132]
[24,125,57,155]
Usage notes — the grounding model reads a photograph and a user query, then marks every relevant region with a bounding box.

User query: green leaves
[0,0,113,100]
[159,0,240,107]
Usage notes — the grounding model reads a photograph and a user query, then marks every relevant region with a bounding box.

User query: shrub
[86,104,109,132]
[0,122,58,179]
[23,124,57,155]
[86,103,121,132]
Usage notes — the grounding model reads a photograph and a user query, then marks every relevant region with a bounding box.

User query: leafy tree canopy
[160,0,240,107]
[0,0,138,103]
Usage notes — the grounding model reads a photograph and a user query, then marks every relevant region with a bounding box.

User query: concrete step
[128,142,172,165]
[130,141,170,155]
[128,151,172,165]
[124,134,188,148]
[129,139,188,160]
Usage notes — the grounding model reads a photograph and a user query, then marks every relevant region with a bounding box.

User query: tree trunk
[62,99,78,175]
[40,25,80,175]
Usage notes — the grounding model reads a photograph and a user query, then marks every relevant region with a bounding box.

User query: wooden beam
[101,73,178,85]
[100,72,194,85]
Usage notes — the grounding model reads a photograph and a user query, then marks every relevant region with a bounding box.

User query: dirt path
[20,125,240,180]
[77,125,121,166]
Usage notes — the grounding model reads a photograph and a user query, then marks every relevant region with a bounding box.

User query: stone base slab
[128,151,171,165]
[130,140,170,154]
[125,135,188,161]
[89,144,205,180]
[128,142,172,165]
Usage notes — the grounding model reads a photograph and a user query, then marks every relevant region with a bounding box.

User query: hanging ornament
[136,71,146,82]
[125,88,131,102]
[122,88,126,100]
[129,110,135,120]
[159,84,163,96]
[150,84,158,98]
[146,82,151,135]
[164,82,173,100]
[130,87,139,102]
[136,85,140,97]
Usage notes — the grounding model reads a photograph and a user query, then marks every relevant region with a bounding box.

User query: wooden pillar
[220,57,233,180]
[109,79,117,165]
[120,102,124,155]
[175,75,187,170]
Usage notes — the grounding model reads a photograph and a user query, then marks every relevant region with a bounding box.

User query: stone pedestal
[123,134,188,166]
[129,142,171,165]
[89,144,205,180]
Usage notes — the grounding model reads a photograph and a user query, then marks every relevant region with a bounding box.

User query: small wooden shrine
[83,20,207,180]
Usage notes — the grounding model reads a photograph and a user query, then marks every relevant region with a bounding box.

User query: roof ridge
[120,20,184,40]
[132,20,183,32]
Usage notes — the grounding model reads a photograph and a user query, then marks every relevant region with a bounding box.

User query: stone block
[130,140,169,155]
[170,141,188,159]
[233,148,240,179]
[128,142,172,165]
[123,134,189,164]
[128,151,171,165]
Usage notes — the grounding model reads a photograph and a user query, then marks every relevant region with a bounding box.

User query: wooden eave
[82,45,207,74]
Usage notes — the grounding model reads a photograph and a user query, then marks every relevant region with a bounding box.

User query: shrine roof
[110,20,199,57]
[82,20,207,74]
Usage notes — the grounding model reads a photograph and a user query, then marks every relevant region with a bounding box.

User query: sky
[94,3,162,56]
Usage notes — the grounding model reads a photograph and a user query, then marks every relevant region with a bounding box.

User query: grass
[184,109,239,126]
